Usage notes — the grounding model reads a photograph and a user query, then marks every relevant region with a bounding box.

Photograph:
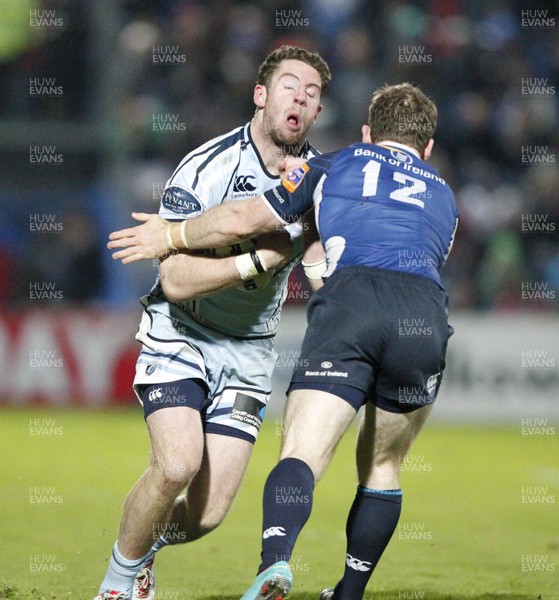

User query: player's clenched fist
[279,157,307,180]
[107,212,169,264]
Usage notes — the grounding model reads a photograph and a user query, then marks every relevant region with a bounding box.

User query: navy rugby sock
[334,487,402,600]
[259,458,314,573]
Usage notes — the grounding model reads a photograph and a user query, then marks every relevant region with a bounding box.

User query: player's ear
[422,138,434,160]
[312,104,323,122]
[362,125,372,144]
[253,84,267,109]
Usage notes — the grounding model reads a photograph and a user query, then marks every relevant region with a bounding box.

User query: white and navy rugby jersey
[263,142,459,289]
[147,122,318,338]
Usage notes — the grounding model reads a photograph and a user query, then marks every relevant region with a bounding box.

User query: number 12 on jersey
[362,160,426,208]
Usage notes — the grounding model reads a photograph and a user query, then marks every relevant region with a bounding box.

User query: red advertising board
[0,309,141,406]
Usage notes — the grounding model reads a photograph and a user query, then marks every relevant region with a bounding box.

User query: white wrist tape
[302,258,327,280]
[166,224,177,251]
[235,250,268,280]
[180,220,189,249]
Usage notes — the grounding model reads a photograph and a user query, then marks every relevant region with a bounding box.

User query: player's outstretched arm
[108,196,281,264]
[179,195,282,250]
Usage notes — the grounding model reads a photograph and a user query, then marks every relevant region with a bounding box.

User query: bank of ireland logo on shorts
[304,359,348,379]
[282,163,309,193]
[231,392,266,430]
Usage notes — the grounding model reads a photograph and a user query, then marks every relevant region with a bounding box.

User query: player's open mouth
[286,113,301,130]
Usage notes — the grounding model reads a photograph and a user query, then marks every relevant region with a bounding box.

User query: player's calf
[167,495,224,541]
[164,434,255,543]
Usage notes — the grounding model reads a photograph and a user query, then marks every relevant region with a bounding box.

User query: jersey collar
[246,121,311,180]
[375,140,421,159]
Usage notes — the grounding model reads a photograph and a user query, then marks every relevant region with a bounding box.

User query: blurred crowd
[1,0,558,310]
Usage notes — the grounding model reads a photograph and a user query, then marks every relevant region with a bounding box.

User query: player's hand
[279,157,307,181]
[107,213,169,264]
[255,231,293,271]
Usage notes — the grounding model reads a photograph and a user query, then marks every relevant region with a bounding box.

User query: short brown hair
[368,83,437,152]
[256,45,331,92]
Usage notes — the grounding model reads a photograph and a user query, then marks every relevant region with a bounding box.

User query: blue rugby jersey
[263,142,459,288]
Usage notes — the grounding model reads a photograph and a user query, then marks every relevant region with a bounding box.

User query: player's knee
[280,450,324,481]
[152,456,200,493]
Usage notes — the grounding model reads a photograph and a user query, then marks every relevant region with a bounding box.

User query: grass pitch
[1,408,557,600]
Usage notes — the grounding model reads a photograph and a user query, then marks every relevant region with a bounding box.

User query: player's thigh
[146,406,205,482]
[199,331,277,443]
[356,403,432,489]
[280,389,357,480]
[186,433,253,523]
[376,284,452,413]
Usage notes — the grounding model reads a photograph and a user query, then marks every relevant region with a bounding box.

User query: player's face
[256,59,323,150]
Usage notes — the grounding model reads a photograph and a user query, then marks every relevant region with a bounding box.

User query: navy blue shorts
[288,266,454,414]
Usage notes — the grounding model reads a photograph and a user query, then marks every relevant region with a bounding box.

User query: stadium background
[1,0,558,414]
[1,1,558,598]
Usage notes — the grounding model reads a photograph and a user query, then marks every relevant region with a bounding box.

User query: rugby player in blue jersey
[110,82,458,600]
[97,46,330,600]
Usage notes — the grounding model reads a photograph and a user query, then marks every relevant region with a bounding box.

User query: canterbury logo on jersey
[233,175,257,193]
[263,526,286,539]
[346,554,373,571]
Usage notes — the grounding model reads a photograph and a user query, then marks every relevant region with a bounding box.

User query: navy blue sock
[334,487,402,600]
[259,458,314,573]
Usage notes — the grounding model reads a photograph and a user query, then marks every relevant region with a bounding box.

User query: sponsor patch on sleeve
[282,163,309,193]
[161,186,202,216]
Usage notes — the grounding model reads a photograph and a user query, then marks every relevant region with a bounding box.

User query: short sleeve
[262,154,334,224]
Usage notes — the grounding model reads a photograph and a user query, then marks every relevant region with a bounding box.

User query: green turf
[1,408,557,599]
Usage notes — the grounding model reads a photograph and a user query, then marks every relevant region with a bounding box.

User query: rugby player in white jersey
[96,46,330,600]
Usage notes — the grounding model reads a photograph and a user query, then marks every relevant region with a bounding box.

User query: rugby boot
[240,561,293,600]
[133,558,155,600]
